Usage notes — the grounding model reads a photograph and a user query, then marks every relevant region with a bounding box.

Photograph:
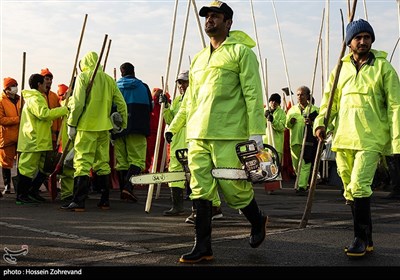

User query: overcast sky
[1,0,399,105]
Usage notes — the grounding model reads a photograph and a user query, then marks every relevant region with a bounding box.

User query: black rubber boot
[346,197,371,257]
[240,198,268,248]
[2,168,12,194]
[179,199,213,263]
[384,155,400,199]
[163,187,185,216]
[60,176,90,212]
[28,172,47,202]
[16,174,37,205]
[96,174,111,210]
[345,203,373,253]
[121,165,141,202]
[12,172,19,193]
[89,172,101,193]
[117,170,127,194]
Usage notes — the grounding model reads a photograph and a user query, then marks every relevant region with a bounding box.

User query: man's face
[38,81,47,94]
[269,100,279,111]
[43,76,53,92]
[177,80,189,95]
[349,32,372,56]
[204,11,231,37]
[297,90,309,106]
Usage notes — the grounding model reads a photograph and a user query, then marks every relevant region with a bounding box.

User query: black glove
[159,93,168,107]
[267,114,274,122]
[264,110,270,118]
[165,132,173,144]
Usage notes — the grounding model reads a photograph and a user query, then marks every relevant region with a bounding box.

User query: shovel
[48,139,71,201]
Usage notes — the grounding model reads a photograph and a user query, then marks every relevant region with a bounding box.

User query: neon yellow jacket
[17,89,68,152]
[163,94,187,152]
[263,106,286,155]
[286,104,319,147]
[314,49,400,155]
[67,51,127,131]
[168,31,265,140]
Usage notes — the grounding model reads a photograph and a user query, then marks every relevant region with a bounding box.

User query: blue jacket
[116,75,152,137]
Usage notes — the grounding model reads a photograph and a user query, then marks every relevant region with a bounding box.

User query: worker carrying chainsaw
[165,0,268,264]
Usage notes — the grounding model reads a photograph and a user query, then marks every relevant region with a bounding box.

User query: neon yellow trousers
[188,139,254,209]
[336,149,379,201]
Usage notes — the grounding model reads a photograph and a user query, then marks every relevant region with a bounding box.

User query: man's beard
[205,25,218,36]
[355,44,371,56]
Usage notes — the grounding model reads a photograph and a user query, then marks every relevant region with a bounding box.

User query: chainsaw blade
[211,168,282,182]
[211,168,248,180]
[130,171,187,185]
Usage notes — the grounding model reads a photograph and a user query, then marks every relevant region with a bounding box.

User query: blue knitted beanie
[345,19,375,46]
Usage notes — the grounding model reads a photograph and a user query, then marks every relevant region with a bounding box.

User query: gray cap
[176,70,189,82]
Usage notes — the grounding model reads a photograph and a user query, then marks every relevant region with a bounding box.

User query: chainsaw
[129,140,280,185]
[129,149,190,185]
[211,141,281,183]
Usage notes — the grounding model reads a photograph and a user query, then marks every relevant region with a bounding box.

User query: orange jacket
[0,92,21,148]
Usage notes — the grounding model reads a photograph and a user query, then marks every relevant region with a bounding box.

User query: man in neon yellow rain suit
[263,93,286,163]
[16,74,69,204]
[285,86,319,195]
[166,1,267,263]
[162,70,223,221]
[62,51,127,212]
[314,19,400,258]
[162,70,190,216]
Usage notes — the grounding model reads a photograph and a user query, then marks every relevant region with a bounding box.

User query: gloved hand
[264,110,270,118]
[267,114,274,122]
[67,126,77,140]
[111,112,123,127]
[159,93,169,108]
[165,132,173,144]
[64,148,75,169]
[110,112,123,134]
[249,135,264,150]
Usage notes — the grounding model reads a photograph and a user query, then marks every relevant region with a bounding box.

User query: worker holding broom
[314,19,400,258]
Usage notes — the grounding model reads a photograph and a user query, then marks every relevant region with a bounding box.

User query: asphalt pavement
[1,175,399,277]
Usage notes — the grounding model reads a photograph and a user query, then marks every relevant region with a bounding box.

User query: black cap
[269,93,281,104]
[199,1,233,20]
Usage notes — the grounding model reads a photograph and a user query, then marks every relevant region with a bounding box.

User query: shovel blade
[48,165,61,201]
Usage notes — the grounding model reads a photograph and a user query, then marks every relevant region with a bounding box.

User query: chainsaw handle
[236,141,281,183]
